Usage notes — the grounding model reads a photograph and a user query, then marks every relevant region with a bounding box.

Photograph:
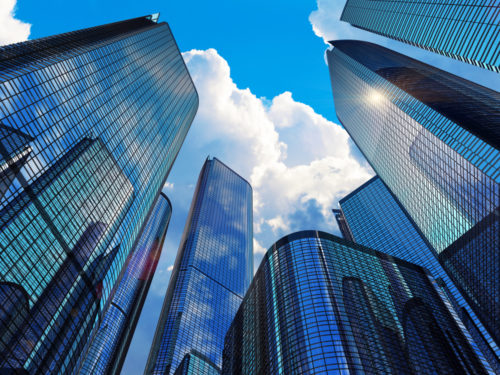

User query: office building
[0,14,198,373]
[80,193,173,374]
[327,40,499,348]
[337,176,499,371]
[145,158,253,374]
[174,351,220,375]
[223,230,489,374]
[340,0,499,72]
[332,208,353,241]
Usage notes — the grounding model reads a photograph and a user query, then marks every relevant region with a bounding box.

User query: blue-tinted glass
[338,176,499,371]
[174,351,221,375]
[0,15,198,373]
[341,0,499,72]
[146,158,253,374]
[223,231,490,374]
[81,193,173,374]
[327,40,499,350]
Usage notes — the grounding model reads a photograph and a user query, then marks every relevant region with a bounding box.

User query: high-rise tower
[337,176,499,371]
[0,15,198,373]
[327,40,499,348]
[340,0,499,72]
[145,158,253,374]
[80,193,173,374]
[223,230,490,374]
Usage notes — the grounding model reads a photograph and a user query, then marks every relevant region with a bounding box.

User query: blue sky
[1,0,499,373]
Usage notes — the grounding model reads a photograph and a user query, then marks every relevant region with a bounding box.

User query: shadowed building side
[80,193,173,374]
[338,176,499,371]
[223,231,489,374]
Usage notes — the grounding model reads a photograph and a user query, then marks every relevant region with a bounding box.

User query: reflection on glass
[223,231,489,374]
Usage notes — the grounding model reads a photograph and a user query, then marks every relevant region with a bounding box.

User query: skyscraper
[331,208,353,241]
[0,14,198,373]
[80,193,173,374]
[337,176,499,371]
[223,230,490,374]
[145,158,253,374]
[340,0,499,72]
[327,40,499,348]
[174,351,221,375]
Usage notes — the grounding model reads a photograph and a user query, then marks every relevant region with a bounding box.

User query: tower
[0,14,198,373]
[145,158,253,374]
[327,39,499,349]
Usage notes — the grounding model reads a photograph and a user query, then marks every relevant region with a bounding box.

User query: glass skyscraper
[327,40,499,349]
[173,351,221,375]
[80,193,173,374]
[337,176,499,371]
[223,230,490,374]
[332,208,353,241]
[0,14,198,373]
[340,0,499,72]
[145,158,253,374]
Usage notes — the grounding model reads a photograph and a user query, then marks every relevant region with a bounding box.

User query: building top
[263,230,428,274]
[340,0,499,72]
[338,175,378,205]
[329,40,500,150]
[208,156,253,191]
[0,14,162,81]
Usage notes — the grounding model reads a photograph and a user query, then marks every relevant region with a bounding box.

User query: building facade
[332,208,353,241]
[145,158,253,374]
[337,176,499,371]
[173,351,221,375]
[80,193,173,374]
[327,40,499,349]
[223,230,489,374]
[340,0,499,72]
[0,15,198,374]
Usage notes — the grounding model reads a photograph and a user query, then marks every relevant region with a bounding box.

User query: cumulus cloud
[309,0,357,44]
[253,238,267,255]
[0,0,30,46]
[182,48,373,262]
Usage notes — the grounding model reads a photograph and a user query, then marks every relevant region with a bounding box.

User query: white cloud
[309,0,357,44]
[164,182,174,190]
[182,48,373,263]
[0,0,30,46]
[166,265,174,272]
[253,238,267,255]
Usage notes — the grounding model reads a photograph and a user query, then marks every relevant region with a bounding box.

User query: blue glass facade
[173,351,221,375]
[145,158,253,374]
[223,231,489,374]
[327,40,499,349]
[338,176,499,371]
[80,193,172,374]
[0,15,198,373]
[340,0,500,72]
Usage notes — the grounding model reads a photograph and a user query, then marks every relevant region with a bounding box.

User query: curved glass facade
[0,15,198,374]
[338,176,499,371]
[80,193,172,374]
[327,40,499,349]
[340,0,499,72]
[146,158,253,375]
[223,231,489,374]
